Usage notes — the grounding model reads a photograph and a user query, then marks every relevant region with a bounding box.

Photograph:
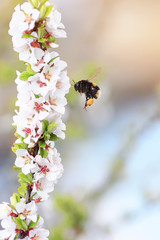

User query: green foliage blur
[49,195,87,240]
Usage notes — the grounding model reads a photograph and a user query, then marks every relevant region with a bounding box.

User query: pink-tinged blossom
[29,228,49,240]
[34,154,63,182]
[15,149,35,174]
[0,218,17,240]
[32,178,54,201]
[28,48,59,72]
[46,9,67,38]
[15,199,37,222]
[9,3,39,35]
[0,203,17,220]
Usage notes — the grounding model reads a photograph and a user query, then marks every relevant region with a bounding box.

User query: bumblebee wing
[87,67,101,82]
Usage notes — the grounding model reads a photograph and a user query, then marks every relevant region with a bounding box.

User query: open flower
[46,8,66,38]
[15,149,35,174]
[15,199,37,222]
[32,178,54,201]
[0,217,17,240]
[0,203,17,220]
[9,3,39,35]
[34,155,63,182]
[29,228,49,240]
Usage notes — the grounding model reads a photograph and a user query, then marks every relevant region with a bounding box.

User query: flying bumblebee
[74,68,101,109]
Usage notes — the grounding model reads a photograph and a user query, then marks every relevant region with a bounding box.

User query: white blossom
[46,9,67,38]
[32,178,54,200]
[0,203,16,220]
[15,149,35,174]
[33,154,63,182]
[29,228,49,240]
[15,199,37,222]
[2,0,71,238]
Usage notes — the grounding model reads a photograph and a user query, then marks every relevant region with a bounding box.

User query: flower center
[25,14,33,24]
[35,197,42,203]
[37,80,47,88]
[35,181,42,190]
[34,102,43,112]
[22,209,29,217]
[24,44,30,52]
[24,155,32,164]
[56,81,62,89]
[23,128,31,135]
[49,98,56,106]
[31,235,40,240]
[44,71,51,81]
[36,58,44,66]
[40,165,49,174]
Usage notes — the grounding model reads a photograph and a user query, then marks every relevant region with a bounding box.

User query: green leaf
[32,0,39,8]
[18,173,33,184]
[27,64,35,75]
[15,216,28,231]
[13,166,21,171]
[42,120,49,132]
[12,142,28,153]
[29,0,35,8]
[28,215,39,229]
[48,56,59,65]
[34,94,42,98]
[14,234,19,240]
[38,38,47,43]
[50,133,58,141]
[44,131,50,141]
[38,27,44,39]
[47,122,57,134]
[48,35,55,42]
[39,140,46,148]
[8,204,16,211]
[39,0,48,10]
[40,5,53,20]
[40,148,48,158]
[20,71,34,81]
[11,193,20,207]
[18,183,27,197]
[22,34,35,39]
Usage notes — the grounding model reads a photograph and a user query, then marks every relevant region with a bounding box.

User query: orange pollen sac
[44,71,51,80]
[92,82,97,87]
[25,14,33,24]
[87,98,93,106]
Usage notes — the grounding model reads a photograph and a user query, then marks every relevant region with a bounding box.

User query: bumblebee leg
[83,102,88,110]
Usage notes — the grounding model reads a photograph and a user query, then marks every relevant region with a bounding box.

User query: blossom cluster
[0,0,70,239]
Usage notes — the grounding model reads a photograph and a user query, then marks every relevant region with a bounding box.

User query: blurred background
[1,0,160,239]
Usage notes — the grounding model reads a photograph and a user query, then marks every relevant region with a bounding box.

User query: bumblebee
[74,68,101,109]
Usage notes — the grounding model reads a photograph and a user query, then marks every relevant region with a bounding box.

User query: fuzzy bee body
[74,79,101,109]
